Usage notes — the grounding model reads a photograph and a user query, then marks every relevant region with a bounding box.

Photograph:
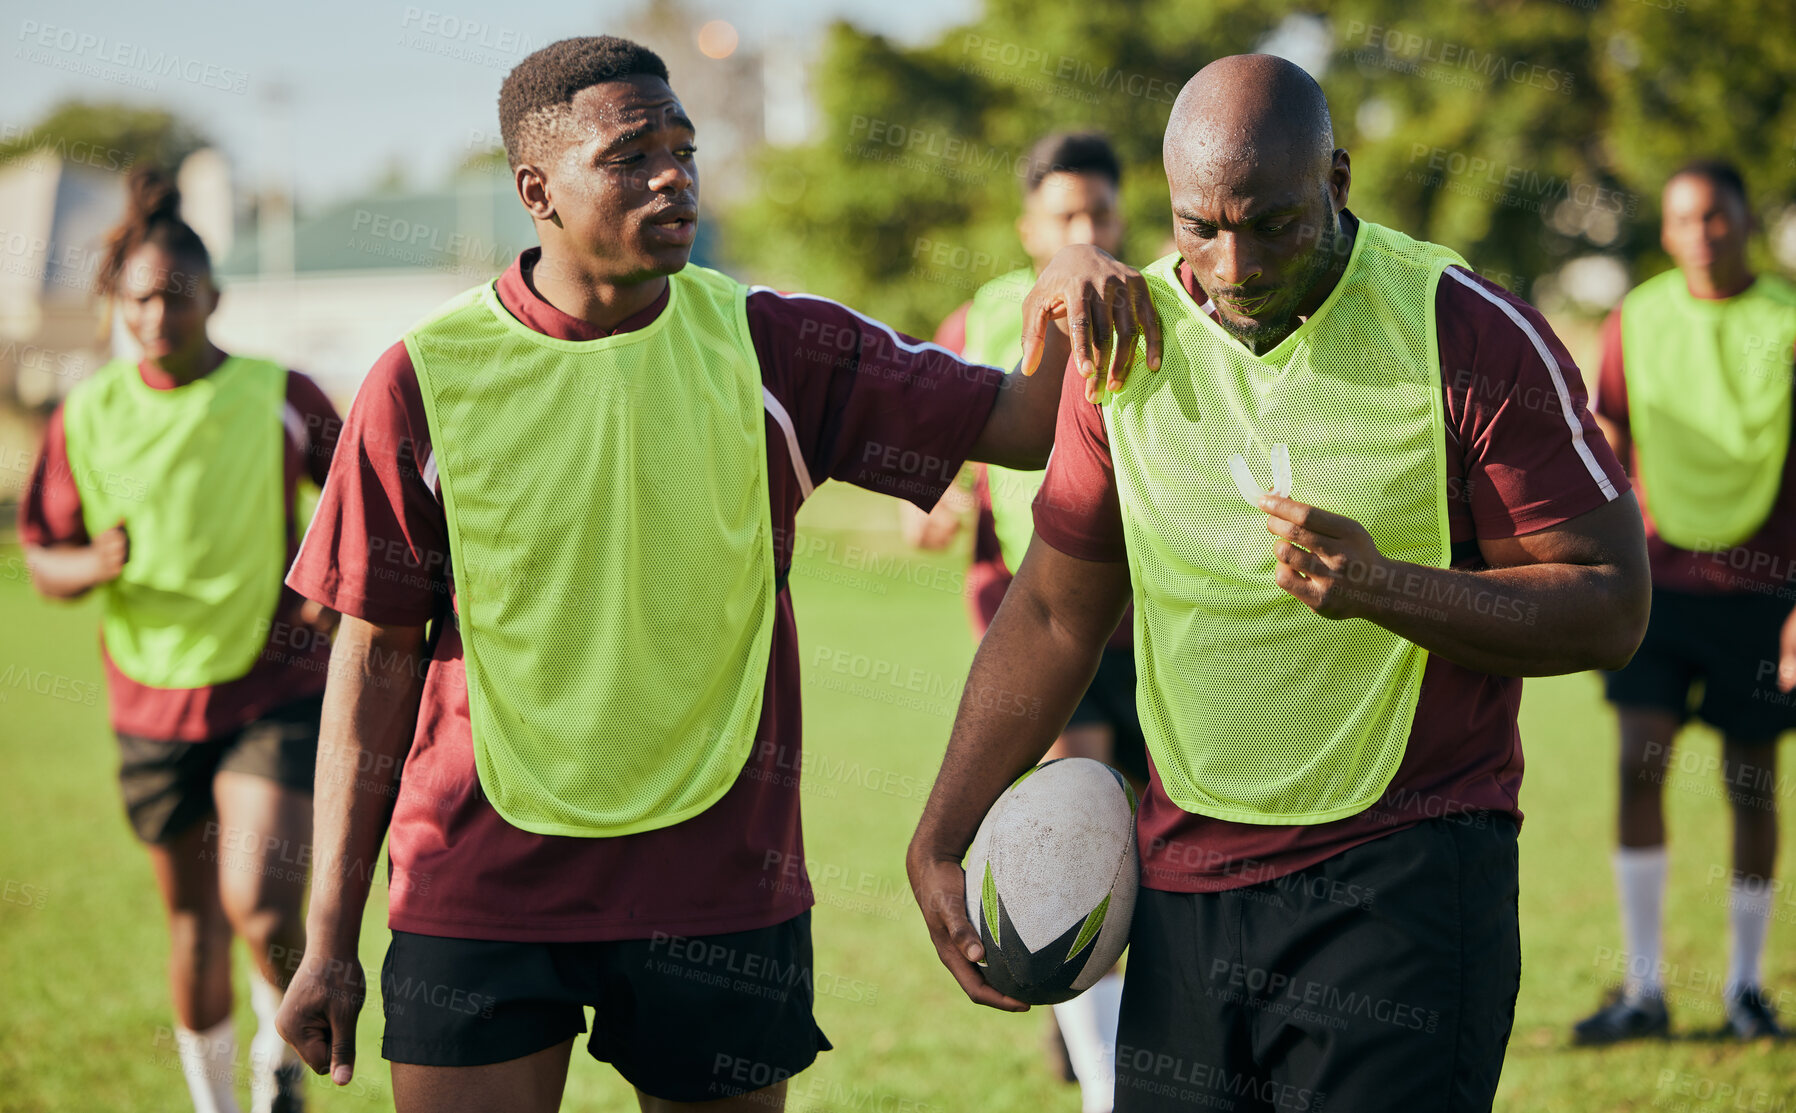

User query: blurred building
[0,149,126,410]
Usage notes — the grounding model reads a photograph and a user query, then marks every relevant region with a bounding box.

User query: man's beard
[1209,206,1341,352]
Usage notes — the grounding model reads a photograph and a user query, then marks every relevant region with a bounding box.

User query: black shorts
[380,913,832,1102]
[116,693,323,844]
[1066,646,1150,785]
[1604,587,1796,742]
[1115,814,1520,1112]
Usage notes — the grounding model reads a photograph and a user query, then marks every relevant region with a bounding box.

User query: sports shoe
[256,1061,306,1113]
[1722,986,1785,1040]
[1573,990,1670,1045]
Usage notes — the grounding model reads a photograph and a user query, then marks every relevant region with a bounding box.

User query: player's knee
[166,908,233,967]
[223,903,301,958]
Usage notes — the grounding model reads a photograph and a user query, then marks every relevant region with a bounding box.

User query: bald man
[908,54,1650,1110]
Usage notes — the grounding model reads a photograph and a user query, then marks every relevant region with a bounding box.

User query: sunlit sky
[2,0,976,205]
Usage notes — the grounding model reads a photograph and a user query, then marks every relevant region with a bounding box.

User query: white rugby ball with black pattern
[964,757,1139,1005]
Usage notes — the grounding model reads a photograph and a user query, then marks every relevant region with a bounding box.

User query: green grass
[3,482,1795,1111]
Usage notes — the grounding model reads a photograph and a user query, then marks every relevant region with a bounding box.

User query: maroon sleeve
[286,342,450,626]
[1032,353,1127,563]
[16,407,88,548]
[286,371,343,487]
[1436,267,1630,540]
[933,301,972,355]
[746,290,1004,510]
[1590,308,1628,430]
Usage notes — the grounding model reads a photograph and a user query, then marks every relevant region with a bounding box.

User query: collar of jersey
[476,271,681,353]
[121,353,244,400]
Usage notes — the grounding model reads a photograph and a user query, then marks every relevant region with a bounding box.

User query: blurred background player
[1578,159,1796,1043]
[18,167,341,1113]
[905,131,1141,1113]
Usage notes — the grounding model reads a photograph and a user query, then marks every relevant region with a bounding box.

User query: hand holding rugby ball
[963,758,1139,1005]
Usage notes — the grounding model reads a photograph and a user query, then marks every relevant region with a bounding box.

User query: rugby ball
[964,757,1139,1005]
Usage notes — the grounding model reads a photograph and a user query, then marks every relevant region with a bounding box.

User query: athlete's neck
[527,247,669,332]
[145,341,227,386]
[1239,213,1357,356]
[1683,260,1755,300]
[1291,212,1357,322]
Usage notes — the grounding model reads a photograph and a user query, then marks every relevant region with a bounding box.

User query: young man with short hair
[276,35,1140,1113]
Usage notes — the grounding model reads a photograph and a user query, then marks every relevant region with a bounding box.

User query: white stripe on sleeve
[1443,267,1618,501]
[761,386,815,500]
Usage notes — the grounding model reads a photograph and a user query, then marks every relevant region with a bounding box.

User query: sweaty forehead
[567,77,689,139]
[1168,153,1312,219]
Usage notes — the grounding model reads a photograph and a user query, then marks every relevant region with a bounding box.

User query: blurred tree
[0,100,208,174]
[455,144,511,179]
[724,0,1297,333]
[722,1,1791,334]
[1598,0,1796,280]
[1324,0,1619,305]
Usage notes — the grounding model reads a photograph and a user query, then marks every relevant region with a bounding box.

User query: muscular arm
[1264,490,1650,676]
[967,245,1163,469]
[279,615,427,1084]
[907,538,1131,1008]
[963,331,1072,470]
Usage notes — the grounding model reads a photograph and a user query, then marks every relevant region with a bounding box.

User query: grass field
[3,481,1795,1112]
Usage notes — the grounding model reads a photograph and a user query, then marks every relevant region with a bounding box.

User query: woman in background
[20,166,342,1113]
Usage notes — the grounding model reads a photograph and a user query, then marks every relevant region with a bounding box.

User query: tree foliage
[0,100,209,176]
[721,0,1793,334]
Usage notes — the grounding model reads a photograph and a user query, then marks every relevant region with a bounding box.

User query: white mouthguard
[1225,444,1294,506]
[1227,453,1264,505]
[1270,443,1292,497]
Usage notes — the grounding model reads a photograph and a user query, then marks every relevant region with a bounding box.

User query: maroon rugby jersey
[1032,221,1630,892]
[287,249,1005,941]
[19,364,341,740]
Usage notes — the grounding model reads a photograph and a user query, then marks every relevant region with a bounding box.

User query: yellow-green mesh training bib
[964,267,1042,570]
[1621,270,1796,551]
[406,265,777,838]
[1101,222,1458,824]
[61,356,287,688]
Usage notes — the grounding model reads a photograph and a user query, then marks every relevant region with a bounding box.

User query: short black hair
[1669,158,1748,205]
[1023,132,1122,196]
[499,36,671,167]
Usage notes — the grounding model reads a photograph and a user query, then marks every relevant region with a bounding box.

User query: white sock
[248,971,299,1113]
[1727,876,1775,998]
[1053,971,1122,1113]
[175,1017,243,1113]
[1615,846,1668,1003]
